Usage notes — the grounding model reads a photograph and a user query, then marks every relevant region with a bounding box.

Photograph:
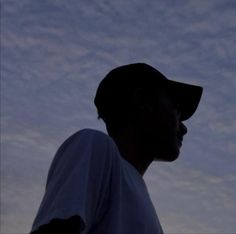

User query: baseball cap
[94,63,203,121]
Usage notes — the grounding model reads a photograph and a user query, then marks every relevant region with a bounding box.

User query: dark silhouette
[30,63,203,234]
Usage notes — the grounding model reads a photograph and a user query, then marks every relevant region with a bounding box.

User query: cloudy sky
[1,0,236,233]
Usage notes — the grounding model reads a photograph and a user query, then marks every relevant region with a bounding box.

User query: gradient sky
[1,1,236,233]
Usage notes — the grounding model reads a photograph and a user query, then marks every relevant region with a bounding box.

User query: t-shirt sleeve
[30,129,115,233]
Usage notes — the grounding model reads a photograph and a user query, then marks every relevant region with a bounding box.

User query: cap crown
[94,63,167,121]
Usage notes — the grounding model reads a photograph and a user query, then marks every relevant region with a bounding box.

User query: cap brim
[167,80,203,121]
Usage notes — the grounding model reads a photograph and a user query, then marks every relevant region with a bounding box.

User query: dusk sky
[1,1,236,233]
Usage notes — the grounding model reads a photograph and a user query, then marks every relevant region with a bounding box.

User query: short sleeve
[30,129,115,233]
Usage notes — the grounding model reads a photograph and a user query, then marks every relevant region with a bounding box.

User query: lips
[177,136,183,147]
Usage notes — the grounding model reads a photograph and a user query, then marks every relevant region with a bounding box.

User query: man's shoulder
[62,128,117,154]
[76,128,109,139]
[71,128,112,144]
[48,129,117,185]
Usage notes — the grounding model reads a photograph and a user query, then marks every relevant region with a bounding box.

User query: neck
[112,127,153,176]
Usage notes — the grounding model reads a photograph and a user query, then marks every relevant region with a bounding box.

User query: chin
[154,148,180,162]
[155,155,179,162]
[166,154,179,162]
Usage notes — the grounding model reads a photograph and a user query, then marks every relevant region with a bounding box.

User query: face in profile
[137,90,188,162]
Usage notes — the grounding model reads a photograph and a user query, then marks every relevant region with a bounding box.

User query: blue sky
[1,0,236,233]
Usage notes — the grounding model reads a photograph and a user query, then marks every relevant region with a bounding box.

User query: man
[30,63,203,234]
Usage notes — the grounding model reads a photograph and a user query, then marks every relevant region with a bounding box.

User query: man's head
[94,63,203,162]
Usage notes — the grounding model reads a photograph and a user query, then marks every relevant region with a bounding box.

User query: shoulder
[56,128,112,150]
[69,128,116,147]
[50,128,117,169]
[58,128,119,162]
[68,128,116,149]
[75,128,111,140]
[46,128,118,188]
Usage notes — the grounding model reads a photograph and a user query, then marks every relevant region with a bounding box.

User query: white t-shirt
[31,129,164,234]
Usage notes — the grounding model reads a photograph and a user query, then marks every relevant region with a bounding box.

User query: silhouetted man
[30,63,203,234]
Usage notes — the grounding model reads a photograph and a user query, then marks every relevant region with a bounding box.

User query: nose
[180,122,188,136]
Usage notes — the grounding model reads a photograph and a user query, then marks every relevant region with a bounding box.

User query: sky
[1,0,236,233]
